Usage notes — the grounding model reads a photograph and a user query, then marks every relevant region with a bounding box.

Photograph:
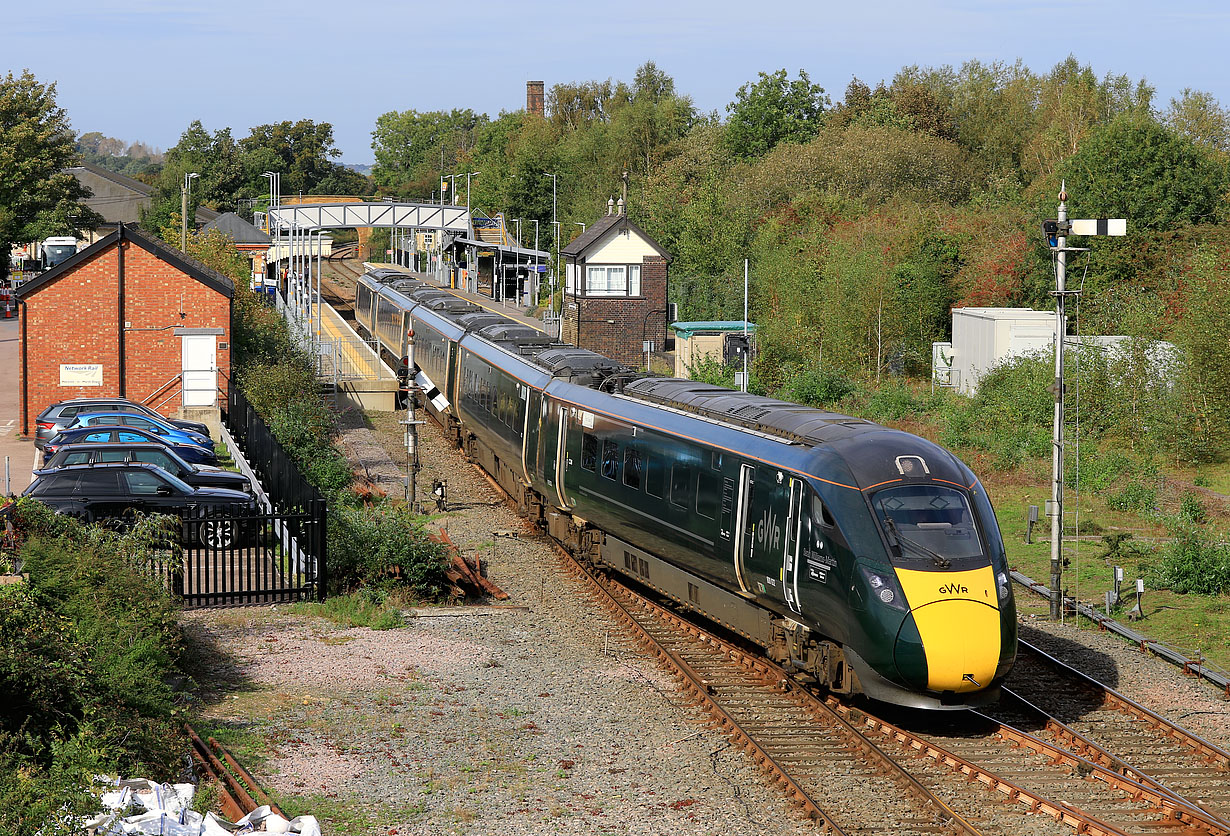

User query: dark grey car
[34,398,211,448]
[43,443,252,494]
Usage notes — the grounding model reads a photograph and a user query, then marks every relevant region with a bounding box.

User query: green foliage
[938,354,1052,468]
[1148,527,1230,595]
[0,70,103,280]
[0,502,186,834]
[289,587,408,630]
[777,365,860,408]
[1073,449,1132,493]
[1178,492,1207,525]
[328,505,450,597]
[724,69,828,158]
[371,108,484,194]
[1107,481,1158,514]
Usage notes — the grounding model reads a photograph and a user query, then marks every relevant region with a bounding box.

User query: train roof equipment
[623,377,878,447]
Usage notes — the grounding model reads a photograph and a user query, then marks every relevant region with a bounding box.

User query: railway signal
[1045,184,1127,620]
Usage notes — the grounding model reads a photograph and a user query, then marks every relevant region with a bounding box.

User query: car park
[23,462,255,548]
[65,412,214,450]
[34,398,211,449]
[42,426,218,466]
[43,442,252,494]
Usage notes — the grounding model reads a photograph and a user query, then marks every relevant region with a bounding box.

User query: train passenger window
[581,433,598,472]
[623,448,642,489]
[812,494,837,529]
[601,440,619,480]
[696,472,718,519]
[670,465,691,508]
[645,455,665,498]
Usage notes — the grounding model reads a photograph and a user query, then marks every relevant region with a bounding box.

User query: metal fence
[224,386,326,515]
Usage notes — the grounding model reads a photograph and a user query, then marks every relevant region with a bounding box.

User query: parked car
[65,412,214,451]
[34,398,211,449]
[23,462,255,548]
[44,442,252,494]
[42,426,217,466]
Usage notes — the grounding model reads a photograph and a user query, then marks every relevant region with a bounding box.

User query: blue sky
[7,1,1228,165]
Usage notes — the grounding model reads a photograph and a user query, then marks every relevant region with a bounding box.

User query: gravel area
[181,404,1230,836]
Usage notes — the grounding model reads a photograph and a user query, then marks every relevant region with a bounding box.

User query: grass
[984,458,1230,671]
[287,589,410,630]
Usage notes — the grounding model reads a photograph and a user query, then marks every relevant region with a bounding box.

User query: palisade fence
[186,384,329,605]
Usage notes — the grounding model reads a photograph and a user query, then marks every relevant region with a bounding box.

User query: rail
[1012,569,1230,696]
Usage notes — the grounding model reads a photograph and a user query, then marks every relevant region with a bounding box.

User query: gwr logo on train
[756,509,782,551]
[938,583,969,595]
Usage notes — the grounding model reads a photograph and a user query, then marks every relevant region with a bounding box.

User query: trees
[724,69,828,159]
[1166,89,1230,153]
[370,108,484,196]
[239,120,364,197]
[0,70,100,279]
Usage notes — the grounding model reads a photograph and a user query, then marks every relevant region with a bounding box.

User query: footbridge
[264,202,470,233]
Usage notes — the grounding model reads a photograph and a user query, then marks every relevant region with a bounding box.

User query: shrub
[1073,449,1132,493]
[778,365,860,408]
[1147,528,1230,595]
[329,503,450,597]
[1107,481,1158,514]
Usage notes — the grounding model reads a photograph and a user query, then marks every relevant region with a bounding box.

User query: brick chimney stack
[527,81,545,117]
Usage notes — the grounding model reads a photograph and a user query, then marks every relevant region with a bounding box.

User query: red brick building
[560,204,671,367]
[16,223,234,435]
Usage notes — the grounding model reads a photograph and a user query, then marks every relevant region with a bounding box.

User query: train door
[551,400,568,506]
[733,463,755,594]
[522,385,540,484]
[782,477,805,615]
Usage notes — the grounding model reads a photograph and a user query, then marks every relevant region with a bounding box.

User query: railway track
[185,723,285,821]
[989,641,1230,825]
[464,458,1230,836]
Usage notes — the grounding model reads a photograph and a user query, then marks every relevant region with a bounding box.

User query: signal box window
[670,465,692,508]
[581,433,598,472]
[601,440,619,480]
[623,448,642,489]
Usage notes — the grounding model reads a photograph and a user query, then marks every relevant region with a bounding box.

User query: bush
[1107,481,1158,514]
[1073,449,1132,493]
[1148,528,1230,595]
[329,503,450,597]
[0,500,186,835]
[778,365,860,408]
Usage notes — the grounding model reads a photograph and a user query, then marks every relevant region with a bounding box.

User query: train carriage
[353,269,1017,708]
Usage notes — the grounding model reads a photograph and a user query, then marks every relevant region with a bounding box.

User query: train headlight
[859,567,907,612]
[997,571,1011,602]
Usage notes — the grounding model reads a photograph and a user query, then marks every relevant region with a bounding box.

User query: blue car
[67,412,215,451]
[42,425,218,466]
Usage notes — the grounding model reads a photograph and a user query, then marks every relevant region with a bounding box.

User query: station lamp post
[543,173,558,307]
[466,171,481,214]
[180,172,199,251]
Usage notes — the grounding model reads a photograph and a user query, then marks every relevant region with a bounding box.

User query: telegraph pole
[1043,185,1126,620]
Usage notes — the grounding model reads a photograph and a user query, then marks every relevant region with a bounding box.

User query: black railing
[224,386,325,514]
[148,502,327,607]
[221,386,328,602]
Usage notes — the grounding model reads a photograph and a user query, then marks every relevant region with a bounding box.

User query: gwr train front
[821,435,1017,709]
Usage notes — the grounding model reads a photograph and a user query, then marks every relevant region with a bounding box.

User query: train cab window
[581,433,598,472]
[812,494,837,529]
[645,455,665,498]
[623,448,642,489]
[872,485,982,561]
[696,472,718,519]
[601,440,620,480]
[669,465,692,509]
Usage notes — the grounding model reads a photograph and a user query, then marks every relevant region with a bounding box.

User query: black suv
[23,462,255,547]
[35,398,211,448]
[43,443,253,494]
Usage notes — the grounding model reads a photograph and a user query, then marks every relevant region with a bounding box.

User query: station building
[560,200,671,367]
[16,223,233,436]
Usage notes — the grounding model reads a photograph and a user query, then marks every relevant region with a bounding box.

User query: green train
[356,271,1017,709]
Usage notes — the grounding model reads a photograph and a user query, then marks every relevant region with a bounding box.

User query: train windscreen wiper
[884,518,952,569]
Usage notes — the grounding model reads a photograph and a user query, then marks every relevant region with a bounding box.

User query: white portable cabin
[950,308,1057,394]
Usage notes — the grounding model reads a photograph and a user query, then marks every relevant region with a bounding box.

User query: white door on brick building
[181,335,217,407]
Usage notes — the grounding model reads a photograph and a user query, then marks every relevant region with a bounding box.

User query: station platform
[309,298,400,411]
[364,262,549,334]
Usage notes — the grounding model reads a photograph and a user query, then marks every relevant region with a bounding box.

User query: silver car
[34,398,211,449]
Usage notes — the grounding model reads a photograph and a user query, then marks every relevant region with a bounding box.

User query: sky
[6,1,1229,166]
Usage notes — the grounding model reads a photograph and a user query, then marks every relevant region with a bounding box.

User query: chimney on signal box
[527,81,545,117]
